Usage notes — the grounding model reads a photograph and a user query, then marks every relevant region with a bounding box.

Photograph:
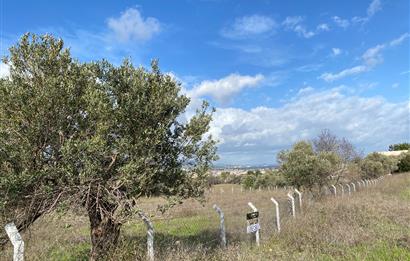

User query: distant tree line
[213,130,409,195]
[388,143,410,151]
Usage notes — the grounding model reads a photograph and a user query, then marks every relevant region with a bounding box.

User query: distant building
[378,150,408,157]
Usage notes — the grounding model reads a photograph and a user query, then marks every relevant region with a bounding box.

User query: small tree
[0,34,217,259]
[277,141,340,193]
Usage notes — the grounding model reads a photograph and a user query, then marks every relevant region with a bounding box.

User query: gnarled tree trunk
[87,203,121,261]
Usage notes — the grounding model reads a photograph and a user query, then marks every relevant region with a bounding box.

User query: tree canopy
[0,33,217,259]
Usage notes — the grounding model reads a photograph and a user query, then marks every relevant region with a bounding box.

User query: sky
[1,0,409,166]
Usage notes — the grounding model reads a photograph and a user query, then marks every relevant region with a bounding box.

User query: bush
[241,170,285,189]
[360,152,398,178]
[397,152,410,173]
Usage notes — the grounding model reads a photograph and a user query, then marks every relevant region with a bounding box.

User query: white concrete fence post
[339,184,344,196]
[331,185,337,197]
[287,192,296,218]
[346,184,351,196]
[270,198,281,233]
[248,202,260,246]
[351,182,356,192]
[138,211,154,261]
[4,223,24,261]
[294,188,302,213]
[213,204,227,248]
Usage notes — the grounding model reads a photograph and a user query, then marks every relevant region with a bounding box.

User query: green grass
[46,242,90,261]
[399,188,410,201]
[317,241,410,261]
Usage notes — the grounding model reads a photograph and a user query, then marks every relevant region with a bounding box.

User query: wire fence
[2,177,384,261]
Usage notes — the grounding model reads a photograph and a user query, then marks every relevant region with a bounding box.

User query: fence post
[346,184,351,196]
[247,202,260,246]
[270,198,281,232]
[351,182,356,192]
[357,181,361,189]
[5,223,24,261]
[331,185,337,197]
[138,211,154,261]
[338,184,344,196]
[287,192,296,218]
[213,204,227,248]
[294,188,302,213]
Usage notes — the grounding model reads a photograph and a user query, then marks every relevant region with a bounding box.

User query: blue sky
[1,0,409,166]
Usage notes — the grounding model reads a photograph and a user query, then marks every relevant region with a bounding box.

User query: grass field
[1,173,409,260]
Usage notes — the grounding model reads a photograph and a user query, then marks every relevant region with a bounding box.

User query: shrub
[360,152,398,178]
[241,170,285,189]
[397,152,410,173]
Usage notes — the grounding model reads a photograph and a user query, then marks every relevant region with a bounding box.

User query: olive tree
[0,34,217,259]
[277,141,340,193]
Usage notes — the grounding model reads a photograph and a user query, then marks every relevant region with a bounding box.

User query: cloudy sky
[1,0,409,166]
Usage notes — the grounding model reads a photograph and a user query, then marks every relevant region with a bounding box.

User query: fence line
[3,176,386,259]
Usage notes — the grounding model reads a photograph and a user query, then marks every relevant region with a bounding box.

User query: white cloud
[210,88,409,165]
[188,73,264,104]
[352,0,382,25]
[107,7,160,43]
[320,33,407,82]
[319,66,368,82]
[367,0,382,17]
[362,44,385,66]
[332,16,350,29]
[391,83,399,89]
[389,33,410,47]
[0,62,9,78]
[282,16,304,28]
[221,15,277,39]
[282,16,315,38]
[316,23,330,32]
[332,48,342,56]
[282,16,329,38]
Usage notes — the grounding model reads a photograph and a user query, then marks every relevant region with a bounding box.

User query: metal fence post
[138,211,154,261]
[5,223,24,261]
[213,204,227,248]
[351,182,356,192]
[248,202,260,246]
[270,198,281,232]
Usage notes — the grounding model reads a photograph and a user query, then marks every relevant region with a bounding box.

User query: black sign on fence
[246,211,259,220]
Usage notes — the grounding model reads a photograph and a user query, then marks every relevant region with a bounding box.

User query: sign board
[246,211,259,220]
[246,211,260,234]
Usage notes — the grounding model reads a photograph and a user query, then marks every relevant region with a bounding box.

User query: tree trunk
[87,205,121,261]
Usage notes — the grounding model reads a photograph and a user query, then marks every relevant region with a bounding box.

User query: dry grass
[1,174,409,260]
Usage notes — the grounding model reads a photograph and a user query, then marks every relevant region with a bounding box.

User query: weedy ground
[1,173,409,260]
